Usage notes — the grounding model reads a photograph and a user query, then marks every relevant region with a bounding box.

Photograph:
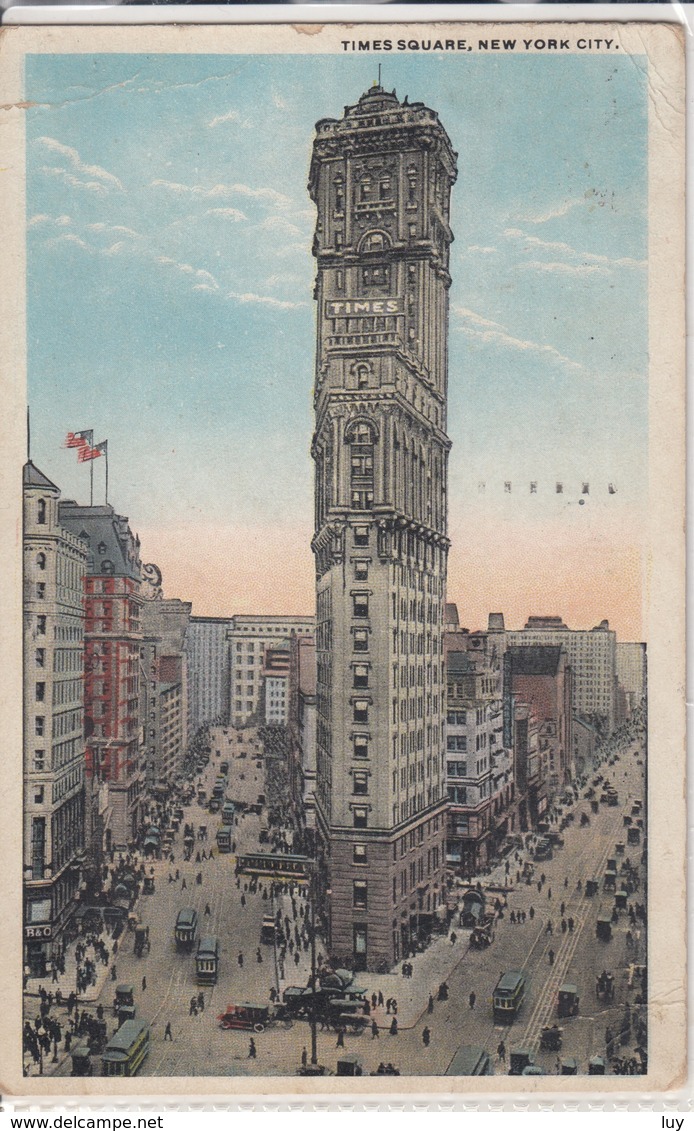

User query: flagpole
[27,406,30,462]
[90,459,94,507]
[105,445,109,506]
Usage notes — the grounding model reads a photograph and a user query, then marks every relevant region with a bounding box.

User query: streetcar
[216,825,233,853]
[101,1019,150,1077]
[235,852,312,882]
[492,971,526,1021]
[195,936,220,985]
[174,907,199,952]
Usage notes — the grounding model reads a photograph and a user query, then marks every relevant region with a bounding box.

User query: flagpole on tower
[27,406,31,462]
[90,458,94,507]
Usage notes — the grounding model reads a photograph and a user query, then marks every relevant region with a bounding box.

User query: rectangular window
[447,734,467,752]
[35,716,44,737]
[37,616,46,635]
[353,629,369,653]
[34,786,44,804]
[31,817,45,880]
[353,880,368,910]
[353,771,369,796]
[353,664,369,690]
[447,760,467,778]
[354,560,369,581]
[354,526,369,547]
[353,844,367,866]
[353,734,369,759]
[35,648,45,668]
[447,710,467,726]
[353,699,369,724]
[353,806,368,829]
[37,582,46,600]
[33,750,45,772]
[352,593,369,618]
[353,924,367,956]
[35,682,45,702]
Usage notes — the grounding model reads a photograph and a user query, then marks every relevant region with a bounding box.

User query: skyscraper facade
[23,464,87,977]
[309,84,457,970]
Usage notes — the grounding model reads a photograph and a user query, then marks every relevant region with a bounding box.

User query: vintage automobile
[143,876,155,895]
[509,1048,534,1076]
[470,916,496,949]
[589,1056,606,1075]
[557,984,580,1019]
[596,915,613,942]
[336,1056,363,1077]
[113,984,136,1024]
[459,888,485,929]
[70,1044,93,1077]
[133,926,150,957]
[595,971,615,1001]
[539,1025,563,1052]
[561,1057,578,1075]
[585,879,599,897]
[217,1002,293,1032]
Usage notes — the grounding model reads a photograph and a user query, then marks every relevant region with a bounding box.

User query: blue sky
[25,50,648,632]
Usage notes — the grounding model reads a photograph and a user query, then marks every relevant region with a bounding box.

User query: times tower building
[309,84,457,971]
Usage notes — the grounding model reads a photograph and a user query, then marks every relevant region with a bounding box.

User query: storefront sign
[25,924,52,939]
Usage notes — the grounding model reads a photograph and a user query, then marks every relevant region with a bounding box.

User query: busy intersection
[23,717,647,1080]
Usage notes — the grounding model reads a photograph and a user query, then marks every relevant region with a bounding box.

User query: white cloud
[41,166,111,194]
[505,228,646,272]
[28,213,72,229]
[45,233,93,252]
[36,136,123,191]
[156,254,220,290]
[272,91,288,111]
[518,198,583,224]
[466,245,497,255]
[206,207,248,223]
[516,260,603,277]
[265,272,301,287]
[227,290,307,310]
[454,306,582,372]
[151,179,291,209]
[451,305,504,331]
[207,108,251,130]
[258,216,302,238]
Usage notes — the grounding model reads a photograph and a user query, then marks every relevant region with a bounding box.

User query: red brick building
[60,504,144,857]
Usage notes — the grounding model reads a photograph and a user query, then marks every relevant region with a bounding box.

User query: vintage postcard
[0,19,685,1098]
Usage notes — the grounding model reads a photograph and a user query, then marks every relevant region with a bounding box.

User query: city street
[30,720,646,1080]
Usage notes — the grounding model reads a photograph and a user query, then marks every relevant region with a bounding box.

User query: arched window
[356,365,369,389]
[348,423,375,512]
[36,553,46,571]
[37,499,46,525]
[359,176,372,202]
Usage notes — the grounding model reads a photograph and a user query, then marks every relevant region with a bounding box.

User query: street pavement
[34,722,646,1079]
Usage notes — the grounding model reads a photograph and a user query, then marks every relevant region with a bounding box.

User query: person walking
[205,903,211,916]
[336,1027,345,1048]
[248,1038,257,1059]
[428,994,434,1014]
[497,1040,506,1063]
[371,1019,379,1039]
[301,1047,308,1069]
[238,952,244,967]
[422,1026,431,1047]
[548,949,555,966]
[164,1021,173,1041]
[181,877,187,890]
[197,992,205,1011]
[469,991,476,1010]
[142,976,147,992]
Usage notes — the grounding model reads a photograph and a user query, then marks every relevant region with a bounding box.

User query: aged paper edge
[0,19,686,1099]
